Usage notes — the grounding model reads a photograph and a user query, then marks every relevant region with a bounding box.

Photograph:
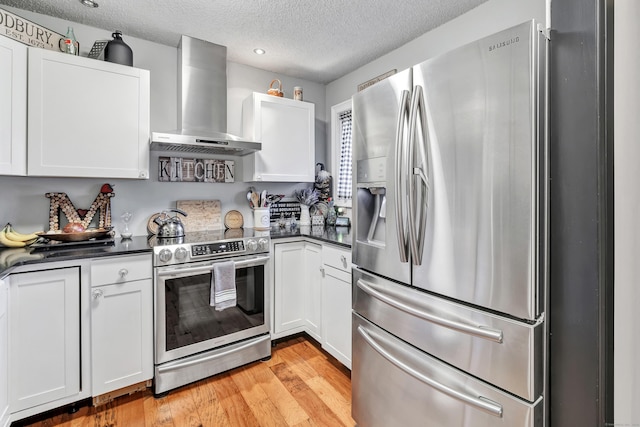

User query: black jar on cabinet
[105,31,133,66]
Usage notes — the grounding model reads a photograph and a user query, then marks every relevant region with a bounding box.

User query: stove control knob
[174,247,189,262]
[158,248,173,263]
[258,238,269,251]
[246,239,258,252]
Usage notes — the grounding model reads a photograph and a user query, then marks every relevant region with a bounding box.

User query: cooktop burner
[150,229,271,266]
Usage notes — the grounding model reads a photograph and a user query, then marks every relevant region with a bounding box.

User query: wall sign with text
[0,8,78,53]
[158,157,235,183]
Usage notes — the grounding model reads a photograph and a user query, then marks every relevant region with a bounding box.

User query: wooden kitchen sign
[0,8,77,53]
[158,157,235,183]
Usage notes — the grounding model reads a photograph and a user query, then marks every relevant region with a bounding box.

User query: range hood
[151,36,261,156]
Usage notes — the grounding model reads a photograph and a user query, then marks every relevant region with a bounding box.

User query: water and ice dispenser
[356,157,388,247]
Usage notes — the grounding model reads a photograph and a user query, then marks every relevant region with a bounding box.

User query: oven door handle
[157,255,270,277]
[233,255,271,269]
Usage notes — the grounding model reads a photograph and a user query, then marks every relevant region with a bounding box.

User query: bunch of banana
[0,223,41,248]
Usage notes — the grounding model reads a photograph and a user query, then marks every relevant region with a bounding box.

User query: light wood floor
[17,336,356,427]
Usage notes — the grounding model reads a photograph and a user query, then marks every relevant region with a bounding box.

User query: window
[331,99,353,207]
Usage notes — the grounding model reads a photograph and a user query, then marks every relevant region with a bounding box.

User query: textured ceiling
[0,0,488,84]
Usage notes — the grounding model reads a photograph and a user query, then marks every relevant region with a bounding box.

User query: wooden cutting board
[176,200,222,232]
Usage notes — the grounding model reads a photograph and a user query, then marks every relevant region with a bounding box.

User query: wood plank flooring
[16,336,355,427]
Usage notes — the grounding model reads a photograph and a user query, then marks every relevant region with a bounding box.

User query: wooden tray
[37,228,113,242]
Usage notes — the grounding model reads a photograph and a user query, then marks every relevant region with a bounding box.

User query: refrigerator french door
[352,20,547,427]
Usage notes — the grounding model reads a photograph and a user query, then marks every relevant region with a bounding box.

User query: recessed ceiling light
[79,0,99,7]
[253,48,266,55]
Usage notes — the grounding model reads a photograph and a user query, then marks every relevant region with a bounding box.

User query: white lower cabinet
[273,241,323,338]
[321,245,352,369]
[90,255,153,399]
[304,243,323,342]
[0,279,8,427]
[322,266,352,369]
[9,267,82,413]
[273,240,352,368]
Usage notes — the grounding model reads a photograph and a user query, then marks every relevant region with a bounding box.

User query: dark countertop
[269,225,352,248]
[0,226,352,276]
[0,236,152,274]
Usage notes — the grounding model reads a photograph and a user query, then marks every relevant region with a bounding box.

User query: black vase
[105,31,133,66]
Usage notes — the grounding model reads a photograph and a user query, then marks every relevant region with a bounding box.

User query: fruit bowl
[37,228,113,242]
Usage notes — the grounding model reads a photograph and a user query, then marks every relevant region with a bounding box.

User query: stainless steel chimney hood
[151,36,261,156]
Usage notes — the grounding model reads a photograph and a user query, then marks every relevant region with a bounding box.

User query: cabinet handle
[340,255,347,267]
[320,267,325,277]
[118,268,129,279]
[92,289,103,300]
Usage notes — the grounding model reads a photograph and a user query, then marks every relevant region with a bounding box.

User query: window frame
[330,98,353,208]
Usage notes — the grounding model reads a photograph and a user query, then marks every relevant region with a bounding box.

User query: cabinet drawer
[91,255,151,287]
[324,264,351,284]
[322,245,351,272]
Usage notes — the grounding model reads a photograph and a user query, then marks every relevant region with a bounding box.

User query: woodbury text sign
[0,8,72,52]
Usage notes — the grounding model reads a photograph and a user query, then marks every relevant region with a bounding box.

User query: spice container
[294,86,303,101]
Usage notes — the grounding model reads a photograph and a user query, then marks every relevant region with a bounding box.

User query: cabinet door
[274,242,306,335]
[304,243,323,341]
[0,279,8,427]
[0,36,27,176]
[243,93,315,182]
[322,266,352,369]
[91,279,153,396]
[27,48,150,179]
[9,268,80,412]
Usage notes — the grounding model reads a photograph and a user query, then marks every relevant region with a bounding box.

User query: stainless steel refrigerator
[351,20,547,427]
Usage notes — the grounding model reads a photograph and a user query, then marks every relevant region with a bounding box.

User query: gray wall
[0,6,326,236]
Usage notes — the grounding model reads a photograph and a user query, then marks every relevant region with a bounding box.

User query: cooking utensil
[260,190,267,207]
[247,192,254,208]
[154,209,187,238]
[251,192,260,209]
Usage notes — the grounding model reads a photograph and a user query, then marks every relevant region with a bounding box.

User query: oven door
[154,254,270,365]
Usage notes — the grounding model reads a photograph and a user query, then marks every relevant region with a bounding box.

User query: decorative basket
[267,79,284,97]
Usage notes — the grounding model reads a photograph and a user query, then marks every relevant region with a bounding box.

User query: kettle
[154,209,187,238]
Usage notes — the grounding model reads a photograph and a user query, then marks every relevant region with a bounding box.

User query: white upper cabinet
[0,36,27,176]
[27,48,150,179]
[242,93,315,182]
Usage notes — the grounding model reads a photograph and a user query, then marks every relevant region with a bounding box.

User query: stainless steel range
[150,229,271,395]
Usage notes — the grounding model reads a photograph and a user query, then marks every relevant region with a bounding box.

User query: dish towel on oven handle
[210,260,236,311]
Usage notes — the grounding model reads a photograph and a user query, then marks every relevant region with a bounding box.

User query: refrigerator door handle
[356,278,504,343]
[357,325,504,418]
[407,85,429,266]
[394,89,411,263]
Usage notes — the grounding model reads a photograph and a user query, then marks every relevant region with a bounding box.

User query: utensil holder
[253,207,270,230]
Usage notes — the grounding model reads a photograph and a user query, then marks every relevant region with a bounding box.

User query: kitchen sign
[158,157,235,183]
[0,8,76,53]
